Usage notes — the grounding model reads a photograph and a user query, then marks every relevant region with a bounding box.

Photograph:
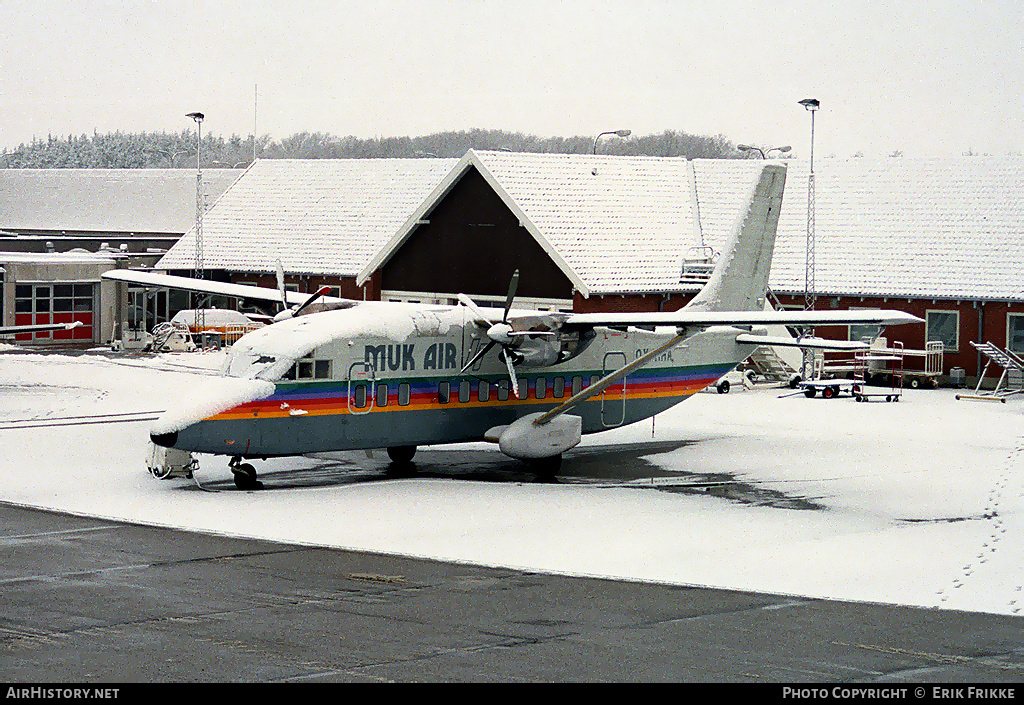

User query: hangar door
[14,283,96,343]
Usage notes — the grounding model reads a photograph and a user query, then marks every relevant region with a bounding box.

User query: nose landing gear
[229,457,264,490]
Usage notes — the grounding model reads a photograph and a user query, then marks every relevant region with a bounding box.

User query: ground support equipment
[956,342,1024,403]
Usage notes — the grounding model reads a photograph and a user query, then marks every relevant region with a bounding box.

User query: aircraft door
[347,361,375,415]
[601,351,627,427]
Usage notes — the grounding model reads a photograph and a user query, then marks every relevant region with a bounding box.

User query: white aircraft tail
[685,163,786,313]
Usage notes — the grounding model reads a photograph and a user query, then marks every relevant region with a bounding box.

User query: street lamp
[798,98,820,382]
[593,129,631,154]
[737,144,792,159]
[798,98,820,171]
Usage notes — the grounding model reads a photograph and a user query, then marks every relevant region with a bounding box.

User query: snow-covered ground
[1,347,1021,617]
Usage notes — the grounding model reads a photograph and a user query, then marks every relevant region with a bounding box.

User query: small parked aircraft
[103,164,920,489]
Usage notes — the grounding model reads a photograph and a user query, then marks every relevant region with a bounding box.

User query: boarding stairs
[956,341,1024,403]
[747,346,798,384]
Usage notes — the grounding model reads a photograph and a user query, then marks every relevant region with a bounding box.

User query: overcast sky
[2,0,1020,158]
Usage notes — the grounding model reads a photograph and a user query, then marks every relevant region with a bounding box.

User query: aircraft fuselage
[165,301,754,458]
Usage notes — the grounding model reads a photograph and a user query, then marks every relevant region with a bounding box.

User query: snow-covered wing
[0,321,83,335]
[101,270,350,307]
[563,309,922,328]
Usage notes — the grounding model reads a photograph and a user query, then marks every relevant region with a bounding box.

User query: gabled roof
[359,150,719,296]
[157,158,458,275]
[154,152,1024,303]
[0,169,242,234]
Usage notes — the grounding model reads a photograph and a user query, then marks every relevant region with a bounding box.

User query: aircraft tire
[716,380,730,394]
[529,454,562,479]
[804,388,816,398]
[387,446,417,464]
[232,463,263,491]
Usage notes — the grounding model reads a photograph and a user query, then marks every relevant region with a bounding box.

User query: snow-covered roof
[0,169,242,234]
[157,158,458,275]
[360,149,714,296]
[0,250,117,266]
[156,152,1024,303]
[763,157,1024,302]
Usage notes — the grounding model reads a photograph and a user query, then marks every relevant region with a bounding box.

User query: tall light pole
[798,98,820,383]
[593,129,631,154]
[799,98,819,311]
[186,111,205,333]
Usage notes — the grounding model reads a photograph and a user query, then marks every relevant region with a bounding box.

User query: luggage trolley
[854,341,904,402]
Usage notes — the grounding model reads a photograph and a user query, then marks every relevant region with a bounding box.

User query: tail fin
[685,163,786,313]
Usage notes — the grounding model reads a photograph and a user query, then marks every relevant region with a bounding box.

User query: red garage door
[14,283,95,343]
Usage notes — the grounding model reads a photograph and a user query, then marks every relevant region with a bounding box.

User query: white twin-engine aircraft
[104,164,919,489]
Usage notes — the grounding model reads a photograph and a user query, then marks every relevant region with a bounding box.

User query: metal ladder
[747,346,797,383]
[957,341,1024,402]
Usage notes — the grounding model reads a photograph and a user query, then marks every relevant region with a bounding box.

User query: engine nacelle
[497,412,582,460]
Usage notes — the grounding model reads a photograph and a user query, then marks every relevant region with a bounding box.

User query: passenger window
[553,376,565,398]
[590,374,600,387]
[353,384,368,408]
[497,379,509,401]
[398,382,411,406]
[298,360,314,379]
[535,377,546,399]
[376,384,389,407]
[315,360,331,379]
[572,375,583,395]
[438,381,450,404]
[459,380,471,403]
[478,380,490,402]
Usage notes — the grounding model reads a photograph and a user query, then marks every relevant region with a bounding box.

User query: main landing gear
[528,454,562,480]
[386,445,417,464]
[229,456,264,491]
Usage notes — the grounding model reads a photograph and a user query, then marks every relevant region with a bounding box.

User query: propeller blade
[293,286,333,317]
[503,269,519,323]
[456,293,492,326]
[459,340,496,374]
[503,349,520,399]
[275,259,287,310]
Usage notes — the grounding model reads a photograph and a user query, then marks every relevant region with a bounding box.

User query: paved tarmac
[2,502,1023,683]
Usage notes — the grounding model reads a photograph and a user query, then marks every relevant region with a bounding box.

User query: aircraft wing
[101,270,349,307]
[0,321,83,336]
[562,309,922,329]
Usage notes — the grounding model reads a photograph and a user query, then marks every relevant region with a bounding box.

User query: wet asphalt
[2,502,1023,683]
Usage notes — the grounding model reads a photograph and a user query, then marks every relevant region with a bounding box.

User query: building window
[848,308,882,344]
[926,310,959,352]
[1008,314,1024,354]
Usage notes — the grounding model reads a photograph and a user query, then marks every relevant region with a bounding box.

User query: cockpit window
[280,358,332,381]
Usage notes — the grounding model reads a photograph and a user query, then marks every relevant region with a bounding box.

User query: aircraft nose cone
[150,430,178,448]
